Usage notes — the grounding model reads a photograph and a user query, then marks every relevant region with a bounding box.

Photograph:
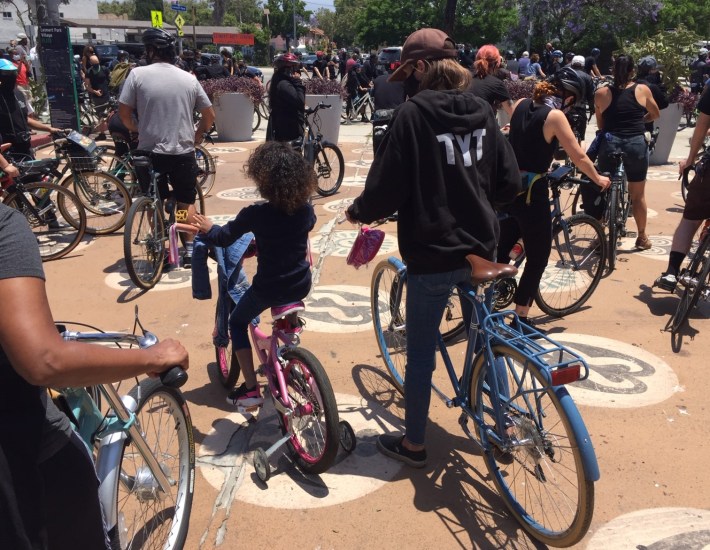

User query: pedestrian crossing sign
[174,14,185,28]
[151,10,163,28]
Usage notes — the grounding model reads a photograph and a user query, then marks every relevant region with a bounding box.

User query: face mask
[403,71,420,98]
[543,95,562,110]
[12,55,20,62]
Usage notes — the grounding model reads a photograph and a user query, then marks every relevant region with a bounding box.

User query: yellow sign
[174,14,185,28]
[178,28,185,37]
[151,10,163,28]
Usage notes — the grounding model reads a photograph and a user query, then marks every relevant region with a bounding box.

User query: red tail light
[551,363,581,386]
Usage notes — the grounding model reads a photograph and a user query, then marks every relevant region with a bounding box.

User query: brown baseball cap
[389,28,458,82]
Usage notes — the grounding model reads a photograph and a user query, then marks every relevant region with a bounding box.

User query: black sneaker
[654,273,677,292]
[182,253,192,269]
[376,434,427,468]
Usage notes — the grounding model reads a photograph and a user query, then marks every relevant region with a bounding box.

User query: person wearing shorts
[119,28,214,267]
[655,86,710,291]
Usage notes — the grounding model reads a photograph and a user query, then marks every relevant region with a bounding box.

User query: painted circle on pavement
[199,392,402,509]
[205,146,247,153]
[345,159,372,169]
[303,285,373,333]
[321,197,354,213]
[615,234,671,260]
[647,168,682,181]
[587,508,710,549]
[216,187,263,202]
[310,229,397,258]
[552,334,678,408]
[341,175,367,188]
[350,147,374,156]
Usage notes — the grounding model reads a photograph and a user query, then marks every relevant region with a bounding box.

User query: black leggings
[497,182,552,308]
[40,431,110,550]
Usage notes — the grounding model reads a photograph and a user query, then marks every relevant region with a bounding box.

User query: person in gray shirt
[119,28,215,266]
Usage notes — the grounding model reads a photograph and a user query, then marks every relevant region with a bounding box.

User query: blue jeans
[404,267,471,446]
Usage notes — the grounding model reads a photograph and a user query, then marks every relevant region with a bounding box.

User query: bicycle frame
[383,255,599,480]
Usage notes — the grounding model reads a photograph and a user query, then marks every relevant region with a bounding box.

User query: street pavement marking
[303,285,374,333]
[310,229,398,258]
[197,392,401,510]
[587,507,710,549]
[551,334,678,408]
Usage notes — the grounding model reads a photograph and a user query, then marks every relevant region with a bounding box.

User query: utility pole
[292,0,296,50]
[192,4,196,50]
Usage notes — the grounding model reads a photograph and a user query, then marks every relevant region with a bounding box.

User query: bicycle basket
[347,226,385,268]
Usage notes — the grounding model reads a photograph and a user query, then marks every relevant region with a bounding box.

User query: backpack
[109,62,131,92]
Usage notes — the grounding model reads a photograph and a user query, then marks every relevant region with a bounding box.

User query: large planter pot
[213,93,254,142]
[305,94,341,144]
[649,103,683,165]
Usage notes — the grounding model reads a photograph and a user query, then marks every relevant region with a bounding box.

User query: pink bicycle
[208,239,355,482]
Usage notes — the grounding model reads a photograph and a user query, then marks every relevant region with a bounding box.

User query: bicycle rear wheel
[670,235,710,333]
[109,378,194,550]
[440,286,465,343]
[469,345,594,547]
[4,182,87,261]
[314,143,344,197]
[280,348,340,474]
[195,145,216,196]
[62,171,131,234]
[123,196,165,290]
[535,214,606,317]
[99,153,139,198]
[606,183,620,271]
[214,308,239,389]
[252,108,261,132]
[371,260,407,394]
[681,164,694,203]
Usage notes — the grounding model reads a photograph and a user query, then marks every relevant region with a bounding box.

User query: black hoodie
[348,89,520,274]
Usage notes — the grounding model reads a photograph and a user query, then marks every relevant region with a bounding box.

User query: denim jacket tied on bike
[191,233,257,347]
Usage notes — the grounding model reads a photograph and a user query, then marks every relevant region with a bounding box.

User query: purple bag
[347,226,385,268]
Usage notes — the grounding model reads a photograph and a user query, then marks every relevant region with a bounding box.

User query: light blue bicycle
[370,254,599,547]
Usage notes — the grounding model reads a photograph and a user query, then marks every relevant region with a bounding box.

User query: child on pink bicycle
[192,141,317,408]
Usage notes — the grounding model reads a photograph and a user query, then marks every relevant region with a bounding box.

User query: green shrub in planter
[200,76,264,107]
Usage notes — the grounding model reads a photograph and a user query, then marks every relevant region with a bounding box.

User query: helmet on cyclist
[142,27,175,49]
[273,53,300,70]
[700,48,709,58]
[550,67,584,101]
[316,50,324,58]
[591,47,600,57]
[505,50,515,60]
[552,49,563,58]
[117,50,128,60]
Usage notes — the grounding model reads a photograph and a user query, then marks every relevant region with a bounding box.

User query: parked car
[301,54,318,71]
[71,43,119,68]
[377,46,403,73]
[199,52,263,82]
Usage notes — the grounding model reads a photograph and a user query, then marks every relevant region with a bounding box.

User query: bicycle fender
[387,256,406,273]
[95,432,127,531]
[555,386,600,481]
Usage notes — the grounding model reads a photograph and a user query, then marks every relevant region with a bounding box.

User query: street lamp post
[292,0,296,50]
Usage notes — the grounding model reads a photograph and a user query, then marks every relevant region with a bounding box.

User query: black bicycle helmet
[142,27,175,49]
[550,67,584,101]
[591,47,600,56]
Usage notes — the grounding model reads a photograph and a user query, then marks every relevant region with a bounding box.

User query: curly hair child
[192,141,317,408]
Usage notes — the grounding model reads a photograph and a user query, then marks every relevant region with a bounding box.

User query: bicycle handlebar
[61,330,188,388]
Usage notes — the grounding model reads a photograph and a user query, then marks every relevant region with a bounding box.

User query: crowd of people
[1,23,710,547]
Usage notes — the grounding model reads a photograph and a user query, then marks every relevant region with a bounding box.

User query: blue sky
[304,0,335,13]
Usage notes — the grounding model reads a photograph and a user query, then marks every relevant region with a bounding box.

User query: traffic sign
[178,28,185,37]
[150,10,163,28]
[171,4,187,11]
[174,14,185,28]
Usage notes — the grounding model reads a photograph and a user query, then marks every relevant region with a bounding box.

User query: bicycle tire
[570,187,582,215]
[195,145,216,196]
[371,260,407,394]
[4,182,87,261]
[257,99,270,121]
[535,214,607,317]
[214,308,239,389]
[123,196,165,290]
[469,345,595,546]
[314,143,344,197]
[279,347,340,474]
[252,108,261,132]
[98,152,139,198]
[61,171,131,235]
[670,235,710,333]
[606,183,620,271]
[440,286,465,343]
[108,378,195,550]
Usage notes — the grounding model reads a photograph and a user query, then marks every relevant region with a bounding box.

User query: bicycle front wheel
[195,145,216,196]
[536,214,606,317]
[214,308,239,389]
[109,378,195,550]
[670,235,710,333]
[4,182,86,261]
[371,260,407,394]
[469,345,594,547]
[681,164,694,203]
[123,196,165,290]
[62,171,131,234]
[606,183,620,271]
[313,143,344,197]
[280,348,340,474]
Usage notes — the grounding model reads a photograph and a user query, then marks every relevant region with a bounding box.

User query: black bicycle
[294,102,345,197]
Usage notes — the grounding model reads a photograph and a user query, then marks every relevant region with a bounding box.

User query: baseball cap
[389,28,458,82]
[638,55,659,71]
[571,55,585,67]
[0,58,18,71]
[17,32,27,39]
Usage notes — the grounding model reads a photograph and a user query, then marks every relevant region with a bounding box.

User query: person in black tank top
[589,54,659,249]
[498,68,610,325]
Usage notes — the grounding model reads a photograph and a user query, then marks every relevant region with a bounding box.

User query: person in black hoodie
[266,53,305,142]
[346,28,521,468]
